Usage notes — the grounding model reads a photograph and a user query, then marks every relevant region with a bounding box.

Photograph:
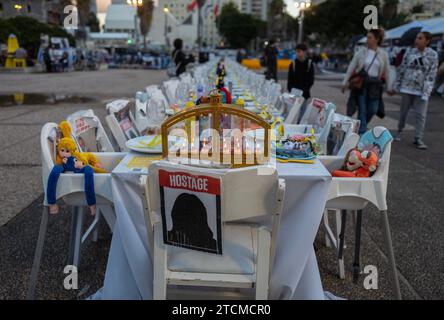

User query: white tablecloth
[101,159,331,300]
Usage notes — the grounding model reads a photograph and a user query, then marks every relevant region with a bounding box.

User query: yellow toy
[5,34,26,68]
[271,117,285,139]
[47,121,105,215]
[235,98,245,107]
[56,121,106,173]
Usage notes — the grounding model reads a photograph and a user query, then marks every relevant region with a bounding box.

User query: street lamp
[127,0,143,46]
[294,0,311,44]
[163,6,170,49]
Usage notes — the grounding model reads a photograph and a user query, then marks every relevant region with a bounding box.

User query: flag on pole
[187,0,198,12]
[204,0,213,16]
[214,0,221,16]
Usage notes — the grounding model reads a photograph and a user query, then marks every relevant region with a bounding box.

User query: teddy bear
[332,149,378,178]
[46,121,103,215]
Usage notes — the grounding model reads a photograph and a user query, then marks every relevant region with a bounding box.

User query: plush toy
[332,149,378,178]
[215,77,232,104]
[72,151,97,216]
[46,121,101,215]
[55,121,78,166]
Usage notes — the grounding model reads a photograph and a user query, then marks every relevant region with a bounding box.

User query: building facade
[104,4,138,35]
[399,0,444,16]
[0,0,62,25]
[147,0,198,50]
[240,0,267,21]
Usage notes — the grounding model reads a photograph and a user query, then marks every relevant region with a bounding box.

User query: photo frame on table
[159,169,222,255]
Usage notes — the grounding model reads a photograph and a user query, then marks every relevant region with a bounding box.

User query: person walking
[342,28,393,135]
[43,46,52,73]
[264,39,278,81]
[287,43,314,120]
[394,31,438,150]
[172,38,194,77]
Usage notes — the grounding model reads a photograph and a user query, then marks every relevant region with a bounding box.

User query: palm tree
[76,0,91,29]
[137,0,154,51]
[382,0,399,28]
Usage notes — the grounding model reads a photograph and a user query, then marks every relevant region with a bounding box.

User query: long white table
[100,154,331,299]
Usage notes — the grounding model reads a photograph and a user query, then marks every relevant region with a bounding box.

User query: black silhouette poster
[159,170,222,254]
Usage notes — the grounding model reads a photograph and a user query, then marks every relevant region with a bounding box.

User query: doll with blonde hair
[47,121,100,215]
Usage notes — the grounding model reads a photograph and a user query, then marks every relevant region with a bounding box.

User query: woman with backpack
[171,38,194,77]
[342,28,393,135]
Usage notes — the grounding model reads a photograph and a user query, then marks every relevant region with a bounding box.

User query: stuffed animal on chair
[332,149,378,178]
[46,121,102,215]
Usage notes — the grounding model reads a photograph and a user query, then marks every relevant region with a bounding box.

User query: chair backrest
[146,85,159,96]
[41,122,59,192]
[147,161,281,252]
[148,161,279,220]
[327,113,360,156]
[134,91,150,134]
[66,109,114,152]
[283,95,305,124]
[359,126,393,187]
[299,98,327,126]
[105,99,139,151]
[337,133,360,157]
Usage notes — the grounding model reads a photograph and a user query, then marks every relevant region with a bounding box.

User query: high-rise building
[104,3,138,36]
[240,0,267,21]
[0,0,62,25]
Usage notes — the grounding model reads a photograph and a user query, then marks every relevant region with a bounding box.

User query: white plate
[126,136,163,153]
[126,135,184,154]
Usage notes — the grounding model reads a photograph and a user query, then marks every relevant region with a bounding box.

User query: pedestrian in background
[264,39,278,81]
[342,28,393,135]
[287,43,314,121]
[394,31,438,150]
[172,38,194,77]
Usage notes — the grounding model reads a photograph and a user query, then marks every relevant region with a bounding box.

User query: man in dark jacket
[287,43,314,99]
[264,39,278,81]
[287,43,314,121]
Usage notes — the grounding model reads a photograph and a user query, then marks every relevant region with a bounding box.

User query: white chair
[27,123,125,299]
[319,126,401,299]
[66,109,114,152]
[105,99,140,151]
[146,161,285,299]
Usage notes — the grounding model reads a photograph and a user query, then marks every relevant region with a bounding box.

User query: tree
[137,0,154,50]
[411,3,424,14]
[304,0,381,48]
[76,0,91,28]
[268,0,285,39]
[0,17,75,58]
[87,12,100,32]
[216,3,264,48]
